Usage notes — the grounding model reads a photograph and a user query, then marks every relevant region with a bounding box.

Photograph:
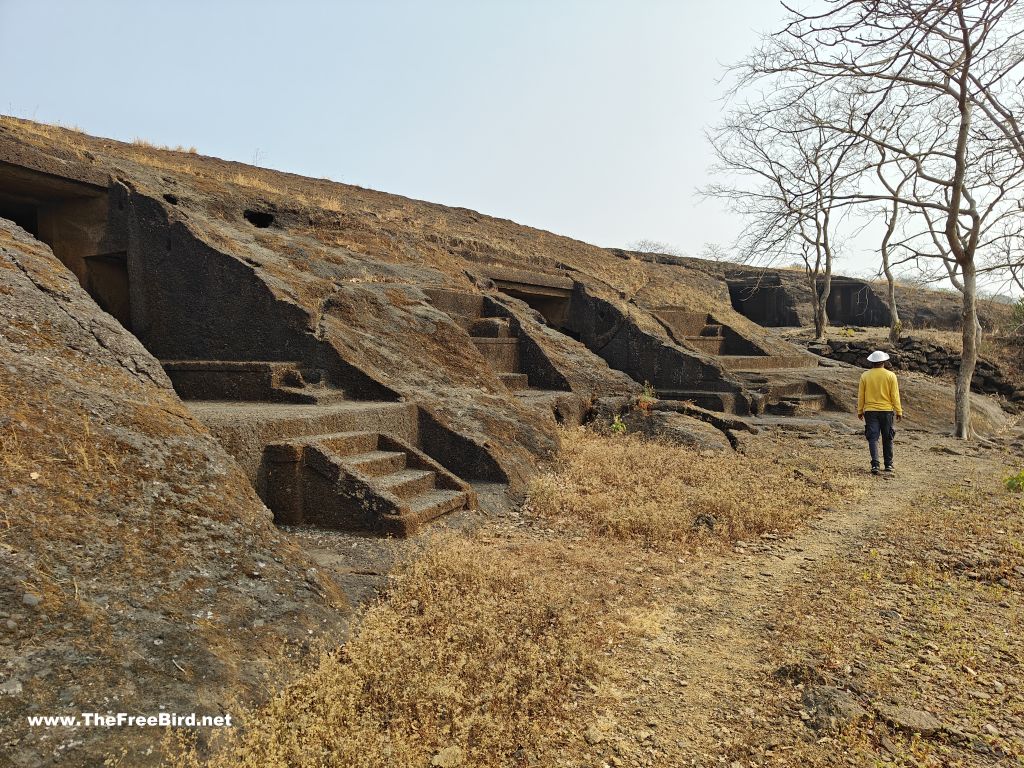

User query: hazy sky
[2,1,839,267]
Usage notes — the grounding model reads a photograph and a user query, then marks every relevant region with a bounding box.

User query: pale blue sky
[2,1,794,260]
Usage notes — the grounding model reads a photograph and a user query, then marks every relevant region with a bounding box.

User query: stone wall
[803,337,1024,410]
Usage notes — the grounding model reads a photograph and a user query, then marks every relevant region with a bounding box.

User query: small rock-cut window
[244,209,274,228]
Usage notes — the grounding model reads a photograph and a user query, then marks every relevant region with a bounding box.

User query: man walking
[857,350,903,475]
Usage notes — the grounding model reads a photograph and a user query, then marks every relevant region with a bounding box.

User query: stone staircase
[649,309,819,414]
[659,311,765,362]
[161,360,347,404]
[671,316,731,356]
[162,359,473,535]
[263,430,476,536]
[469,318,530,391]
[424,288,533,392]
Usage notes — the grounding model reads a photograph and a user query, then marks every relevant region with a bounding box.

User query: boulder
[622,410,731,452]
[875,704,944,736]
[802,685,869,733]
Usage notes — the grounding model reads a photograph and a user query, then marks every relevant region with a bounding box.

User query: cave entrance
[726,277,801,326]
[825,279,891,327]
[482,267,574,330]
[0,161,130,328]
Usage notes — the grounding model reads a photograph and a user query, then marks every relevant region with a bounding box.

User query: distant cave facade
[825,278,892,327]
[726,273,893,329]
[727,276,802,327]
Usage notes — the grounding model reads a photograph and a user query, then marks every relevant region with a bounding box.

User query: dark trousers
[864,410,895,468]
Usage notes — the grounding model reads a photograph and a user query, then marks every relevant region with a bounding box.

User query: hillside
[0,219,354,766]
[0,117,1020,766]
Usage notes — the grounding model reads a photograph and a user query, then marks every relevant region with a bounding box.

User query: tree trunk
[814,271,832,341]
[879,175,902,343]
[886,274,902,343]
[813,298,828,340]
[954,260,978,439]
[881,220,901,342]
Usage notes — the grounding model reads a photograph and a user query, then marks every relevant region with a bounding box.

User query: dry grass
[737,479,1024,765]
[526,427,853,547]
[904,327,965,348]
[131,137,198,153]
[167,534,614,768]
[224,173,350,214]
[165,430,863,767]
[226,171,282,194]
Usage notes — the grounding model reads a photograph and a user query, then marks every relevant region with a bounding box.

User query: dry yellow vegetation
[526,427,853,547]
[724,479,1024,766]
[168,428,856,768]
[167,535,613,768]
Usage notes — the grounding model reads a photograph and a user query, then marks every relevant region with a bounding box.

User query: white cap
[867,350,890,363]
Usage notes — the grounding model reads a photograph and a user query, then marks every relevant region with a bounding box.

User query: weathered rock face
[669,257,1011,332]
[803,337,1022,409]
[0,116,827,489]
[590,396,733,452]
[0,219,348,766]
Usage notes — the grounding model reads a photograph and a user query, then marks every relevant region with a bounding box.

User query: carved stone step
[262,430,477,536]
[471,337,520,373]
[376,468,437,499]
[342,450,407,475]
[499,372,530,390]
[403,489,471,529]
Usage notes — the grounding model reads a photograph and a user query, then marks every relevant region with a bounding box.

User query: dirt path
[583,426,1020,766]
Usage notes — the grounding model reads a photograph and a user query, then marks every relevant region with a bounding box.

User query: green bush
[1006,469,1024,493]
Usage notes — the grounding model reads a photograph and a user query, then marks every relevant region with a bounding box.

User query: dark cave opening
[244,209,274,228]
[0,161,131,329]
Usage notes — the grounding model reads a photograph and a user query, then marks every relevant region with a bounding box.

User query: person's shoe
[871,466,880,475]
[884,465,894,473]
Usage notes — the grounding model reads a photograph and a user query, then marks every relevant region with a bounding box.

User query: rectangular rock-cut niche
[825,280,891,327]
[0,163,131,328]
[727,278,801,327]
[481,267,574,329]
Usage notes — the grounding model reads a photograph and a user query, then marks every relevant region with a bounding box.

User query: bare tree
[699,242,731,262]
[734,0,1024,438]
[872,145,919,342]
[703,95,860,340]
[628,240,683,257]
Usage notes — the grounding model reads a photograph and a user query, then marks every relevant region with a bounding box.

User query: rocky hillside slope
[0,219,348,767]
[0,116,1015,767]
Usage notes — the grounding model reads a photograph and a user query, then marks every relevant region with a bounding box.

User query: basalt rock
[802,685,869,733]
[0,219,350,767]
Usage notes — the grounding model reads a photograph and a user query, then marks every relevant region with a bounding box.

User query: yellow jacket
[858,367,903,416]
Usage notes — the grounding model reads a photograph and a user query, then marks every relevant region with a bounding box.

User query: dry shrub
[527,427,851,547]
[175,535,606,768]
[227,172,282,194]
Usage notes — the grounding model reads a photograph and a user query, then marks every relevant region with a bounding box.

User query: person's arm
[891,373,903,420]
[857,374,866,419]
